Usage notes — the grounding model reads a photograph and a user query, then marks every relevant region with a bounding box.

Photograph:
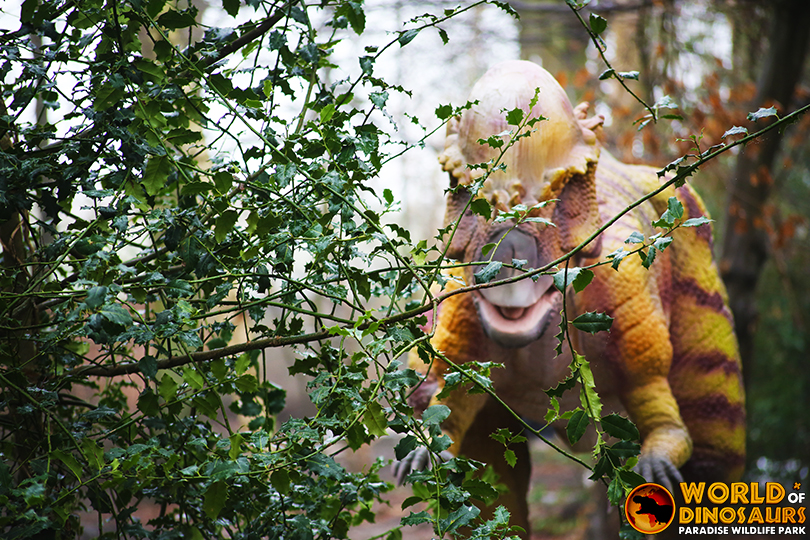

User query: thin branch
[65,330,330,377]
[566,2,657,120]
[203,1,294,68]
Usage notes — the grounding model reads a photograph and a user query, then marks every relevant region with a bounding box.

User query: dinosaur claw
[393,448,453,485]
[636,455,683,493]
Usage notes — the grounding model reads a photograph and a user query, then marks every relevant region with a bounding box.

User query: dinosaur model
[397,60,745,535]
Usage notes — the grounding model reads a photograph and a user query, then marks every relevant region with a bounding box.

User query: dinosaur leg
[459,395,531,538]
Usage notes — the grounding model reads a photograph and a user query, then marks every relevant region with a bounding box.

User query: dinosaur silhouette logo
[625,483,676,534]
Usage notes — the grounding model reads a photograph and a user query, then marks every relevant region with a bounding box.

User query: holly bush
[0,1,528,538]
[2,1,807,539]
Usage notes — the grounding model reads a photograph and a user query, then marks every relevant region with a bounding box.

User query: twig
[203,2,294,68]
[565,1,657,120]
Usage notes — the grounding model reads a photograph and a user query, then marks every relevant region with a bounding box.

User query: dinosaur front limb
[624,377,693,491]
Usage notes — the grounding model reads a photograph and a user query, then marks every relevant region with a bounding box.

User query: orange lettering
[750,482,765,504]
[708,482,730,504]
[766,482,785,504]
[719,507,736,524]
[680,507,695,524]
[680,482,706,504]
[731,482,749,504]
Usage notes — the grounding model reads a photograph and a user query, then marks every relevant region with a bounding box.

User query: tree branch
[204,2,294,68]
[67,330,331,377]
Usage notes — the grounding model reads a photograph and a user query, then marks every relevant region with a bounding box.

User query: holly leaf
[474,261,503,284]
[363,401,388,437]
[216,210,239,243]
[566,409,589,444]
[589,13,607,35]
[545,375,576,398]
[606,440,641,460]
[553,267,593,293]
[422,404,450,426]
[222,0,239,17]
[398,28,420,47]
[100,304,132,329]
[85,286,108,309]
[335,1,366,34]
[143,155,171,196]
[575,354,602,418]
[607,475,625,506]
[203,481,228,519]
[157,9,196,30]
[470,198,493,220]
[653,95,679,111]
[52,449,82,481]
[504,448,517,467]
[598,69,615,80]
[505,107,524,126]
[641,246,656,269]
[394,435,417,460]
[571,311,613,334]
[652,197,684,228]
[625,231,645,244]
[229,433,243,460]
[402,511,431,526]
[722,126,748,139]
[436,103,453,120]
[440,505,480,533]
[270,470,290,495]
[682,216,712,227]
[747,106,778,122]
[601,413,640,441]
[653,236,673,251]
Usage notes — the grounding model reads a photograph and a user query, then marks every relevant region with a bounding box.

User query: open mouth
[474,278,560,349]
[499,306,528,320]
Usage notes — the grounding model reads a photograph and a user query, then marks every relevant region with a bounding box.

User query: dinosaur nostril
[486,228,538,269]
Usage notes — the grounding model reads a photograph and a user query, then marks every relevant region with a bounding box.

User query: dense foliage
[0,1,537,537]
[1,1,807,539]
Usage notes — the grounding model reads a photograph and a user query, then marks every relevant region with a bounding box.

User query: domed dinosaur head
[439,60,604,348]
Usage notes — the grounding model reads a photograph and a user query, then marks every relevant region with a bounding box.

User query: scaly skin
[400,61,745,535]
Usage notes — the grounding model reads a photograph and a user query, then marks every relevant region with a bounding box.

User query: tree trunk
[719,0,810,394]
[513,0,589,78]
